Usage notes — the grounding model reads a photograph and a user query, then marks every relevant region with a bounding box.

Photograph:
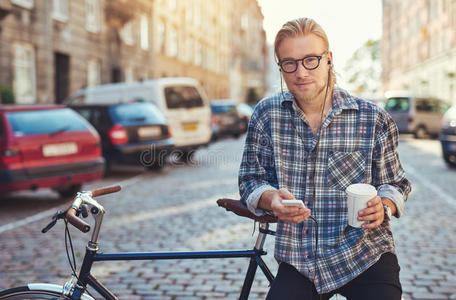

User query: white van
[66,78,212,158]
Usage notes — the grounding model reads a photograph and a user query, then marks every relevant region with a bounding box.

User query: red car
[0,105,105,197]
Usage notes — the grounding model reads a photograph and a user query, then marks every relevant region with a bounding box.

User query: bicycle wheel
[0,284,94,300]
[0,286,66,299]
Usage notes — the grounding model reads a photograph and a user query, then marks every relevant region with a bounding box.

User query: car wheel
[414,126,428,139]
[179,150,196,163]
[145,161,165,171]
[443,153,456,168]
[55,184,82,198]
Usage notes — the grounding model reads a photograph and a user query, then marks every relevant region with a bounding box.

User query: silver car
[384,92,450,138]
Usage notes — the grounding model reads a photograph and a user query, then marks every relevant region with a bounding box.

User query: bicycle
[0,185,278,300]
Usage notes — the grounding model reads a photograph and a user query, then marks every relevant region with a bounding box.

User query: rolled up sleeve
[239,105,278,216]
[372,110,412,218]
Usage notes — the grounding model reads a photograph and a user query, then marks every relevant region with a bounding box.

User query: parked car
[384,91,449,138]
[0,105,104,197]
[210,100,247,140]
[66,77,211,161]
[69,101,174,171]
[440,105,456,168]
[236,103,254,130]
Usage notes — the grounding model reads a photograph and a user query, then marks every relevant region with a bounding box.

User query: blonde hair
[274,18,336,85]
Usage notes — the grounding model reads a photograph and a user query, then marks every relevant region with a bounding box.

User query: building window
[140,15,149,50]
[86,0,101,33]
[11,0,34,9]
[13,43,36,104]
[186,37,193,63]
[195,42,202,66]
[87,59,101,87]
[52,0,68,22]
[168,0,177,11]
[185,0,193,23]
[125,67,134,82]
[157,20,165,53]
[241,14,249,30]
[120,20,135,46]
[169,27,178,57]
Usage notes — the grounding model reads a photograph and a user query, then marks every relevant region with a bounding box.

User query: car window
[384,97,410,112]
[109,102,166,124]
[6,108,90,136]
[211,104,235,114]
[165,86,203,109]
[74,107,92,121]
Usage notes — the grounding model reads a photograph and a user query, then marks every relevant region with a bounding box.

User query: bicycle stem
[74,191,106,251]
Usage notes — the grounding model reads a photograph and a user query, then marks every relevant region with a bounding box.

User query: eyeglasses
[278,52,328,73]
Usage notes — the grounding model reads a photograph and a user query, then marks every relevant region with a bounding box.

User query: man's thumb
[278,188,295,200]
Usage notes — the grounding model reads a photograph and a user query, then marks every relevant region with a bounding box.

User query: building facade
[382,0,456,104]
[0,0,267,104]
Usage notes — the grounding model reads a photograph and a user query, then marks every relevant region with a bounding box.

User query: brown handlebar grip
[66,208,91,233]
[91,185,121,197]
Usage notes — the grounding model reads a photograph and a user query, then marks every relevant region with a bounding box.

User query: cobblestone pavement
[0,136,455,300]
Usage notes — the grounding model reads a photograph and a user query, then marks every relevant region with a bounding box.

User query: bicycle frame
[68,223,274,300]
[63,190,275,300]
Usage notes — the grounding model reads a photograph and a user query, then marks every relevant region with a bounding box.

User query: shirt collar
[280,87,359,115]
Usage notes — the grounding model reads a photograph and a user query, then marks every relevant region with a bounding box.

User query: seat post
[254,223,270,251]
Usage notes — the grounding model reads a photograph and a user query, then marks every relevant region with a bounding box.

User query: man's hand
[268,188,311,223]
[358,196,392,229]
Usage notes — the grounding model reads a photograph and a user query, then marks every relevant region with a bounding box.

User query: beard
[292,80,327,104]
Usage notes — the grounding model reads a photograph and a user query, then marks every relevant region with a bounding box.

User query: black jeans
[266,252,402,300]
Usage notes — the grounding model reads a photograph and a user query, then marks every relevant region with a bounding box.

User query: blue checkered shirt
[239,87,411,293]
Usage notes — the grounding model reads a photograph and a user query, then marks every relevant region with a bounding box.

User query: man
[239,18,411,300]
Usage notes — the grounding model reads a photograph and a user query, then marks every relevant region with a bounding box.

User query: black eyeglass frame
[278,51,328,73]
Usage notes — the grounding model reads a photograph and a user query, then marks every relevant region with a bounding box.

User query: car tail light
[167,127,172,138]
[408,116,413,123]
[0,148,21,166]
[211,115,219,125]
[108,124,128,145]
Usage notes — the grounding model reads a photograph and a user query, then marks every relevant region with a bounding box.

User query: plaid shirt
[239,87,411,293]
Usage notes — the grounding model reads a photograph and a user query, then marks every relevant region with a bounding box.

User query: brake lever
[41,210,66,233]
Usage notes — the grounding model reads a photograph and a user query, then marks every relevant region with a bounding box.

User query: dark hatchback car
[69,102,174,171]
[440,105,456,168]
[210,100,247,140]
[0,105,105,197]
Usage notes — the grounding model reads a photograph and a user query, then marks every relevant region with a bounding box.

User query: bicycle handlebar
[66,208,91,233]
[91,185,121,197]
[65,185,121,233]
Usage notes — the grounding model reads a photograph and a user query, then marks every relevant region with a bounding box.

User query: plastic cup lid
[346,183,377,196]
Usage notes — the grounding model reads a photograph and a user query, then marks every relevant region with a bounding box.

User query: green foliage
[246,88,259,106]
[343,39,381,97]
[0,85,15,104]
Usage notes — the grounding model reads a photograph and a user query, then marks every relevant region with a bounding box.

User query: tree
[246,88,260,106]
[343,39,381,97]
[0,85,15,104]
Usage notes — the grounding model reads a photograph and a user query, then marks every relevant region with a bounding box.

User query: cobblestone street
[0,136,455,299]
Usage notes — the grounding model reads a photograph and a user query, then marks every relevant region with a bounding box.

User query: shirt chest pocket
[326,151,366,191]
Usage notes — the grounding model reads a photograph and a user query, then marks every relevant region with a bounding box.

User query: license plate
[42,142,78,157]
[138,126,161,138]
[183,123,197,131]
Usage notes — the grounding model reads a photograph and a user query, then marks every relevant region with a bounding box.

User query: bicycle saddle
[217,198,278,223]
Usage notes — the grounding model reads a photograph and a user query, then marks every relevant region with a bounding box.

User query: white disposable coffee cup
[346,183,377,228]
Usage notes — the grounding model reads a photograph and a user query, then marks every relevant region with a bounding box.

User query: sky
[258,0,382,88]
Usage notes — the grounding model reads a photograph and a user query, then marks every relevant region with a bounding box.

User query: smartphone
[282,200,305,208]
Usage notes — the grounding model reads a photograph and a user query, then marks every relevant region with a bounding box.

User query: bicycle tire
[0,284,94,300]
